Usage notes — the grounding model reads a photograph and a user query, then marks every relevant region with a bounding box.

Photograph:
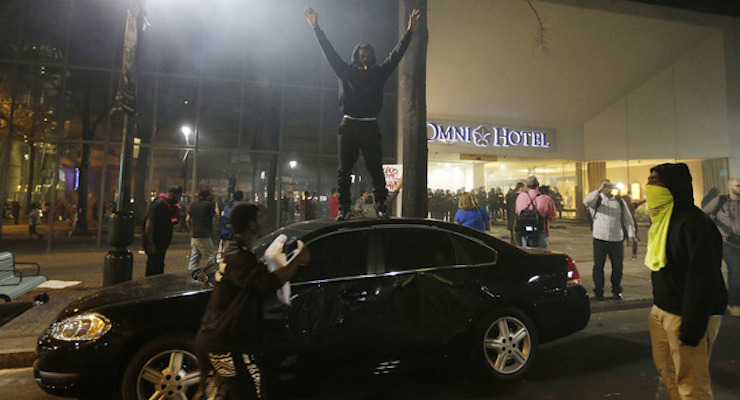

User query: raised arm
[377,9,421,77]
[305,6,347,77]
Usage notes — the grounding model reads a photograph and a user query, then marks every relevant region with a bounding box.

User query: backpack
[218,201,238,240]
[516,193,544,236]
[586,195,604,231]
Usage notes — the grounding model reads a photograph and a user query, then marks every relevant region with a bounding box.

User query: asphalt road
[4,308,738,400]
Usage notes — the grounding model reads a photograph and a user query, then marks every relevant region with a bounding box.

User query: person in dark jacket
[645,163,727,399]
[505,182,525,245]
[143,185,182,276]
[305,6,421,221]
[195,203,309,399]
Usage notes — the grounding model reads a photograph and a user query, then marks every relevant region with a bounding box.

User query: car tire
[471,308,539,381]
[121,333,203,400]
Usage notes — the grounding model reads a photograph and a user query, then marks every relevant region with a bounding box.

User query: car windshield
[252,227,305,261]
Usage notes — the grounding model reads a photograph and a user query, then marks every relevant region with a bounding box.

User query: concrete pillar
[725,18,740,179]
[473,163,485,190]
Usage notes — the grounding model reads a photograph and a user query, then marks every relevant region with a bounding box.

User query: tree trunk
[400,0,429,218]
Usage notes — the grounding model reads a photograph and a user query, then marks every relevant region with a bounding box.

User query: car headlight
[50,313,111,341]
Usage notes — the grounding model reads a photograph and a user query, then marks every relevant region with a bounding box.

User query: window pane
[156,77,199,146]
[65,70,115,141]
[20,0,70,63]
[12,64,65,142]
[0,1,22,59]
[282,87,321,153]
[295,230,368,282]
[450,234,495,265]
[150,147,191,196]
[69,0,123,68]
[242,84,280,151]
[382,228,455,271]
[321,90,341,156]
[199,80,240,148]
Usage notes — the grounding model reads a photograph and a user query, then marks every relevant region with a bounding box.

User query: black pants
[592,238,624,296]
[337,119,388,211]
[145,242,169,276]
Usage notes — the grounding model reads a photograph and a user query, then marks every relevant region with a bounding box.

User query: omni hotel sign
[427,122,552,149]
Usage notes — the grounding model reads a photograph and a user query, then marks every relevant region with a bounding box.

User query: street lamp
[181,125,192,161]
[289,160,297,184]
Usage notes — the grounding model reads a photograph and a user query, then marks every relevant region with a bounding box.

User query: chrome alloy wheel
[136,349,201,399]
[482,316,532,375]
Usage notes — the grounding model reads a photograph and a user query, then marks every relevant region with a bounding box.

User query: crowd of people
[429,184,565,223]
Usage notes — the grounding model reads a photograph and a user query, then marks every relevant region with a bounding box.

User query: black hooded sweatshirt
[650,163,727,346]
[312,25,413,119]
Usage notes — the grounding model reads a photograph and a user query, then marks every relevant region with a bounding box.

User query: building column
[473,163,485,190]
[725,18,740,178]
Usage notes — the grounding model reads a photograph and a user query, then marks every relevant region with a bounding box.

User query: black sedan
[34,218,590,399]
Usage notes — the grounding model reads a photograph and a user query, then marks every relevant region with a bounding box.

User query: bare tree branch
[525,0,549,53]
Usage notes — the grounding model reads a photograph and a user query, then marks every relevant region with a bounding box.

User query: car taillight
[565,255,581,286]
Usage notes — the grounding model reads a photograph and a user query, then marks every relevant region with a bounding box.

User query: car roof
[276,217,506,246]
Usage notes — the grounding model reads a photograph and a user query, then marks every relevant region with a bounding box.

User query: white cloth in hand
[264,234,304,305]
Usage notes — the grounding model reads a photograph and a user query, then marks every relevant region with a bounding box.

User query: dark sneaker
[594,293,605,301]
[374,202,389,220]
[610,293,623,301]
[335,210,352,221]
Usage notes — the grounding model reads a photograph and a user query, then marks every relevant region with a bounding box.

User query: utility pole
[103,0,144,286]
[400,0,428,218]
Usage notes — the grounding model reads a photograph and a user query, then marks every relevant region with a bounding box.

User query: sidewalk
[0,218,655,369]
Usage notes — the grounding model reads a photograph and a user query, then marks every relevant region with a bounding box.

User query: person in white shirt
[584,179,636,301]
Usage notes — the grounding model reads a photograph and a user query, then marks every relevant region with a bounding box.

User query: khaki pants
[648,305,722,400]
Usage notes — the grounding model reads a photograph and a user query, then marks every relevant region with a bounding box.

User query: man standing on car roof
[305,6,421,221]
[645,163,727,399]
[195,203,309,399]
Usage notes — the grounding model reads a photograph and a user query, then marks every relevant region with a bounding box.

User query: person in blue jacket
[454,192,491,232]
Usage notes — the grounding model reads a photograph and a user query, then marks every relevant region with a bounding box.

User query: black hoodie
[650,163,727,346]
[312,25,413,118]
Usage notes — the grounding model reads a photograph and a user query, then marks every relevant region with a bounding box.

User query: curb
[0,348,36,370]
[591,297,653,314]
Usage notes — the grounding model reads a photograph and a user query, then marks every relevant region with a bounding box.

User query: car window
[381,228,455,272]
[253,228,303,260]
[293,230,369,282]
[450,233,496,265]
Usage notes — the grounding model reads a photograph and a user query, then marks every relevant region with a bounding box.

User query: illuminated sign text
[427,123,551,149]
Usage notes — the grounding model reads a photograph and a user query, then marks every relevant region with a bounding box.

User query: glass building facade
[0,0,401,247]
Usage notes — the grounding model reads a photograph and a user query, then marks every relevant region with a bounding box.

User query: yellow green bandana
[644,185,674,271]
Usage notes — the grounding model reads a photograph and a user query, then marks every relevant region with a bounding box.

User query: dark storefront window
[0,0,400,248]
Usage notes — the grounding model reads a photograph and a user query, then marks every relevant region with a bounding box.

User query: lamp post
[104,0,144,286]
[181,126,192,196]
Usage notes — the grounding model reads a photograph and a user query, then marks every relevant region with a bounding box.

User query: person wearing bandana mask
[645,163,727,399]
[305,6,421,221]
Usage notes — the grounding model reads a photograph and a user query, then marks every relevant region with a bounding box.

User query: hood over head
[351,43,376,67]
[650,163,694,207]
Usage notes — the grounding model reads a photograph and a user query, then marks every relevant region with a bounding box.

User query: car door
[371,225,484,359]
[268,228,385,369]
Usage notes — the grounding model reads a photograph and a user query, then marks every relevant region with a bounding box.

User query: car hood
[59,272,210,317]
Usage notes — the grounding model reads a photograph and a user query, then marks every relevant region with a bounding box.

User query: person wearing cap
[305,6,421,221]
[515,175,557,248]
[143,185,183,276]
[645,163,727,399]
[703,177,740,318]
[584,179,637,301]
